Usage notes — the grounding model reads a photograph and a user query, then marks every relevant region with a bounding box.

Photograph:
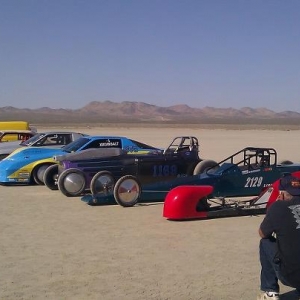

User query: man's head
[277,175,300,200]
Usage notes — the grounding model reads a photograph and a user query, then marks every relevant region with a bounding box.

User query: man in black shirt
[257,174,300,300]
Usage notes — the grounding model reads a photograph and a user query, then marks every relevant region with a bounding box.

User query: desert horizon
[2,100,300,128]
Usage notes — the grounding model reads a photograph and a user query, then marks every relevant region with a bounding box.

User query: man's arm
[258,227,265,238]
[258,202,280,239]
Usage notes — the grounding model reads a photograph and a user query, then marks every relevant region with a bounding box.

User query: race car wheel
[90,171,115,196]
[113,175,141,207]
[32,164,51,185]
[280,160,293,165]
[43,164,59,190]
[57,168,86,197]
[193,159,219,175]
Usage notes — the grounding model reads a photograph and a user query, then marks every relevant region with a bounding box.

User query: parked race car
[0,136,161,185]
[44,136,217,199]
[81,146,300,207]
[163,171,300,220]
[0,131,87,161]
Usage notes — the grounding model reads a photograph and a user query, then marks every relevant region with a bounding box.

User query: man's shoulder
[267,198,300,218]
[291,196,300,204]
[276,197,300,208]
[268,200,287,209]
[266,200,289,215]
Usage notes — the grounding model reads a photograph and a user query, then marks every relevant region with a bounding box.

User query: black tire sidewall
[43,164,59,190]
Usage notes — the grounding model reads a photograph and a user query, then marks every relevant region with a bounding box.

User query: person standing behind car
[257,174,300,300]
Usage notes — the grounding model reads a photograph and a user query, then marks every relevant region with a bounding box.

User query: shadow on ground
[280,290,300,300]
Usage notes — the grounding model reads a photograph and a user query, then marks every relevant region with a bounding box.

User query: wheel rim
[49,173,59,188]
[91,174,114,196]
[62,172,86,194]
[116,178,140,204]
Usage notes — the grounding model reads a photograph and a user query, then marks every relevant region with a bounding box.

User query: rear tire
[57,168,86,197]
[43,164,59,190]
[193,160,219,175]
[113,175,141,207]
[280,160,293,165]
[32,164,50,185]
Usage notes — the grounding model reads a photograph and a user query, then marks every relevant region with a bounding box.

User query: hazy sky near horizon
[1,1,300,112]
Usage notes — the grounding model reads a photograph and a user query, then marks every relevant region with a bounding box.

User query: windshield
[62,137,90,153]
[20,133,46,146]
[129,139,157,150]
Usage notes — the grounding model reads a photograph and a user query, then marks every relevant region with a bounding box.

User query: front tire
[32,164,51,185]
[113,175,141,207]
[57,168,86,197]
[43,164,59,190]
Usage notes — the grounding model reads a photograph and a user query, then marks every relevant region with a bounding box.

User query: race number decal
[245,176,263,188]
[153,165,178,177]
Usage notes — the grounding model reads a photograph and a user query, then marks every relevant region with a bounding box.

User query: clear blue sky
[1,0,300,112]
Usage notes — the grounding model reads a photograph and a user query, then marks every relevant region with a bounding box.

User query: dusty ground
[1,126,300,300]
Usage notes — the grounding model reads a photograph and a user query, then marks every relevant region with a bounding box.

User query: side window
[44,134,58,146]
[56,134,70,145]
[82,139,102,150]
[64,135,72,145]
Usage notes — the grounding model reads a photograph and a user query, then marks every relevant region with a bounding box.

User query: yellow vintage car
[0,130,36,142]
[0,121,30,131]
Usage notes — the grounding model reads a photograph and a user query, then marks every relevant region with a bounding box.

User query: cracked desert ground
[1,125,300,300]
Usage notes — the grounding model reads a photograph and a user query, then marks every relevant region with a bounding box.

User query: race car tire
[113,175,141,207]
[58,168,86,197]
[193,159,219,175]
[32,164,51,185]
[90,171,115,196]
[280,160,293,165]
[43,164,59,190]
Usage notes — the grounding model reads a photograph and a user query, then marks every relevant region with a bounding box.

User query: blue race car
[44,136,212,196]
[80,147,300,207]
[0,136,160,185]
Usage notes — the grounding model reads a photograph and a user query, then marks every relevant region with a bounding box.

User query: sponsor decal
[262,167,272,171]
[291,180,300,188]
[19,172,30,178]
[248,169,261,174]
[242,169,261,175]
[98,139,120,147]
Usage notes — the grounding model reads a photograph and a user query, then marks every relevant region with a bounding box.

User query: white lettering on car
[244,176,263,188]
[98,142,119,147]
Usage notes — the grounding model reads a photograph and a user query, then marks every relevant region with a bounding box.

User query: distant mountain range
[1,100,300,126]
